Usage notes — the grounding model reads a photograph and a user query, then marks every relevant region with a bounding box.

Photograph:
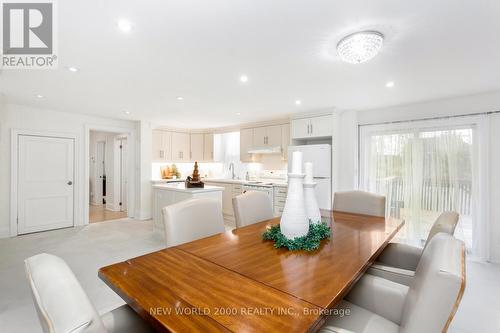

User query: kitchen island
[152,183,224,239]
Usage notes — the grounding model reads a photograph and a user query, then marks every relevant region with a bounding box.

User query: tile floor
[0,218,498,332]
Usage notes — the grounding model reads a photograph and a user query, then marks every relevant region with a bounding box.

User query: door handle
[67,181,73,185]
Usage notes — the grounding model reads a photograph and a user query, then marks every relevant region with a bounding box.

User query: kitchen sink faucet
[229,162,235,179]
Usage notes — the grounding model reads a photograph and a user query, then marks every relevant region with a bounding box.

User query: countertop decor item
[303,162,322,224]
[279,151,309,239]
[262,222,331,251]
[185,162,204,188]
[161,164,181,179]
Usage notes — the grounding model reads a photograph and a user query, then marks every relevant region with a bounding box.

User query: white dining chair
[162,198,225,247]
[232,191,274,227]
[24,253,154,333]
[333,190,386,217]
[320,233,465,333]
[368,211,460,285]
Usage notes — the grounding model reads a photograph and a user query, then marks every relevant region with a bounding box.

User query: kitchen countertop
[153,183,224,193]
[203,178,288,187]
[151,179,184,184]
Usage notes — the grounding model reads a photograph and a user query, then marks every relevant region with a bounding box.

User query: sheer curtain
[360,116,489,258]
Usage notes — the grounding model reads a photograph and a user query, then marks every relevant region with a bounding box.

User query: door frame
[84,124,135,225]
[10,129,79,237]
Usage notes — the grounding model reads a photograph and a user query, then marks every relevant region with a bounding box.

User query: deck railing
[375,177,472,218]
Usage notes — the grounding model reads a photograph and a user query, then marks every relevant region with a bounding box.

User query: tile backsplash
[152,159,286,180]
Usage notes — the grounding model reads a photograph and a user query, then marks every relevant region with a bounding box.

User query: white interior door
[120,138,128,212]
[96,141,105,205]
[18,135,75,234]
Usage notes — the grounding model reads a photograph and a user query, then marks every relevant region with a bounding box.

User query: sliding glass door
[360,120,476,250]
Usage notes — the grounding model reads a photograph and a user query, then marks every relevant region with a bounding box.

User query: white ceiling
[1,0,500,128]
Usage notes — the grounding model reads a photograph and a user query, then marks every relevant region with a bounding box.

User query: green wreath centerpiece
[262,222,331,251]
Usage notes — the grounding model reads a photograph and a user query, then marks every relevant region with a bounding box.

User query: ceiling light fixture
[117,19,133,33]
[295,100,302,105]
[385,81,395,88]
[36,94,44,99]
[67,66,79,72]
[176,96,184,101]
[239,75,248,83]
[337,31,384,64]
[124,111,130,115]
[236,112,241,116]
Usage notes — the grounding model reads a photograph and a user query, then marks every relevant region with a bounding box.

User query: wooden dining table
[99,210,403,333]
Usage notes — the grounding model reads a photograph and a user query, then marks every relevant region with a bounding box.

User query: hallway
[89,205,127,223]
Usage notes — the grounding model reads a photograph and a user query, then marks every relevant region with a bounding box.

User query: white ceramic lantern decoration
[280,151,309,239]
[303,162,322,224]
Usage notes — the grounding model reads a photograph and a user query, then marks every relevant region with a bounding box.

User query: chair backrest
[24,253,107,333]
[424,211,459,248]
[232,191,274,227]
[400,233,465,333]
[333,190,386,217]
[162,198,225,247]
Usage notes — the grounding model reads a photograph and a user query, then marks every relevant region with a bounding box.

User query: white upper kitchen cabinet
[309,114,333,138]
[281,123,290,160]
[203,133,214,161]
[291,117,311,139]
[253,127,267,146]
[253,125,282,147]
[171,132,190,161]
[190,133,204,161]
[152,130,171,161]
[291,114,333,139]
[240,128,254,162]
[266,125,282,147]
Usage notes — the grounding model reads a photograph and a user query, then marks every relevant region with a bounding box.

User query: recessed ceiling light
[239,75,248,83]
[36,94,44,99]
[236,112,241,116]
[117,19,133,33]
[67,66,79,72]
[124,111,130,115]
[176,96,184,101]
[337,31,384,64]
[295,100,302,105]
[385,81,395,88]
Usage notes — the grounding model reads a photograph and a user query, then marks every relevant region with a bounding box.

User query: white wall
[0,103,145,237]
[137,120,152,220]
[335,91,500,262]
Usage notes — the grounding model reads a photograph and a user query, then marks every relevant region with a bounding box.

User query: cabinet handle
[307,124,310,134]
[160,150,164,158]
[190,151,192,159]
[311,123,313,134]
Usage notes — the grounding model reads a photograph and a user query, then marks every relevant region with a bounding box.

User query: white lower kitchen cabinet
[152,184,223,239]
[273,185,287,216]
[205,181,243,226]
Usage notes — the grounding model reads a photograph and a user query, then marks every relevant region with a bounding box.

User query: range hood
[247,146,282,154]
